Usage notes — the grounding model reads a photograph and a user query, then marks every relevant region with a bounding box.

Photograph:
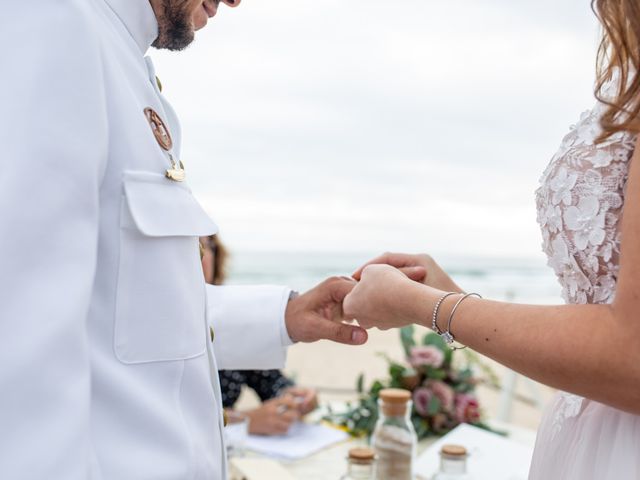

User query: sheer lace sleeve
[535,90,636,305]
[534,78,636,429]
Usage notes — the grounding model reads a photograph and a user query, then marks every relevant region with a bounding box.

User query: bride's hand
[353,252,463,293]
[343,264,429,330]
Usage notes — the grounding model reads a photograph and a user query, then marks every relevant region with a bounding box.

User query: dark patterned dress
[219,370,294,408]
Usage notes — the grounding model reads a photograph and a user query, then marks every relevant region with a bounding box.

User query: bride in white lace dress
[525,72,639,477]
[526,76,639,477]
[341,1,640,478]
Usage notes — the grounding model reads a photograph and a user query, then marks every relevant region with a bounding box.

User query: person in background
[201,235,319,435]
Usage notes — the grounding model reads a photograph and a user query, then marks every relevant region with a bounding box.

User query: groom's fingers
[327,277,357,303]
[399,266,427,282]
[322,277,357,321]
[319,321,368,345]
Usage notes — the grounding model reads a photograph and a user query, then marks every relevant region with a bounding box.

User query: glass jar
[340,447,376,480]
[433,444,472,480]
[371,388,417,480]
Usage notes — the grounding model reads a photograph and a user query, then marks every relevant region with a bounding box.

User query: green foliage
[400,325,416,357]
[389,363,407,388]
[323,328,499,441]
[426,396,442,416]
[424,366,446,380]
[356,373,364,394]
[412,416,430,439]
[370,380,384,397]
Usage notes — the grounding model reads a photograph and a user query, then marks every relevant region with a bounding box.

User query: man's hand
[245,397,301,436]
[285,277,368,345]
[243,387,317,436]
[353,252,463,293]
[282,386,318,415]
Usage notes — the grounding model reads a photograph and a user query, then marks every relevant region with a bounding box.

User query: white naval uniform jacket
[0,1,292,479]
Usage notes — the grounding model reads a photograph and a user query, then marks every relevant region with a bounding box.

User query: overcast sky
[152,0,600,258]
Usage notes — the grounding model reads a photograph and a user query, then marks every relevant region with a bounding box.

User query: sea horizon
[224,249,562,305]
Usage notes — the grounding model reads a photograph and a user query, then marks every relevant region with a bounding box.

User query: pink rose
[427,380,455,412]
[413,388,433,417]
[409,346,444,369]
[455,393,481,423]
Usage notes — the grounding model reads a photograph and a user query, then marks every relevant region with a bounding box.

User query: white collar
[103,0,158,54]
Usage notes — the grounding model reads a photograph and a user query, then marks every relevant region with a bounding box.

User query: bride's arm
[344,140,640,415]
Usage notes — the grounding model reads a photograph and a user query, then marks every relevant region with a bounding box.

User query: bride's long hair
[593,0,640,141]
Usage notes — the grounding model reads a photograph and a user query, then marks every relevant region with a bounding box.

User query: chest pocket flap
[123,172,218,236]
[115,172,218,364]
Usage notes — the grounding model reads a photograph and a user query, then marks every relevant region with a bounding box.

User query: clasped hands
[284,253,464,345]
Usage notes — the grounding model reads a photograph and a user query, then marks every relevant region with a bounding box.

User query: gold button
[210,326,215,342]
[223,410,228,427]
[155,75,163,92]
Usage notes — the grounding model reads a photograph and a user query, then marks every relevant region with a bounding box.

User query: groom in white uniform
[0,1,370,479]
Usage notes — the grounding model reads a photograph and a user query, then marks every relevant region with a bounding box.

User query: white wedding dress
[530,80,640,479]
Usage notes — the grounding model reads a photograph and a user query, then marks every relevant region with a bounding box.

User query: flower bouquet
[325,325,498,439]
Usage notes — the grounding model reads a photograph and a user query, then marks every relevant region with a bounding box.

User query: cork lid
[348,447,376,462]
[440,444,468,457]
[379,388,412,404]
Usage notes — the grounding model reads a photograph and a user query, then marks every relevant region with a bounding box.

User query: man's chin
[152,28,196,51]
[151,3,198,51]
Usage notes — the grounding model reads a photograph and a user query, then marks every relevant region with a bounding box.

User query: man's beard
[152,0,196,51]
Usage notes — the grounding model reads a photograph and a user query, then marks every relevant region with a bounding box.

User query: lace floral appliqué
[535,90,635,429]
[536,105,634,305]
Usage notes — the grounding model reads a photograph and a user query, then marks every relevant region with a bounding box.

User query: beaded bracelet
[431,292,458,334]
[442,293,482,350]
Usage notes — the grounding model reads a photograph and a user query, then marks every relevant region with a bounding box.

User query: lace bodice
[535,82,636,432]
[536,93,635,305]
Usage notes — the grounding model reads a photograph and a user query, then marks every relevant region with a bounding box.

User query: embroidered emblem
[144,107,173,151]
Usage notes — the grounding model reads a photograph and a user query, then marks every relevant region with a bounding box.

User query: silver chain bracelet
[443,292,482,350]
[431,292,458,334]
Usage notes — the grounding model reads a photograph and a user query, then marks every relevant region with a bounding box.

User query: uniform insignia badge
[144,107,185,182]
[144,107,173,151]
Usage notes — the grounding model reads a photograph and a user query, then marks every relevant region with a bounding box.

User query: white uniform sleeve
[206,285,293,370]
[0,4,107,479]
